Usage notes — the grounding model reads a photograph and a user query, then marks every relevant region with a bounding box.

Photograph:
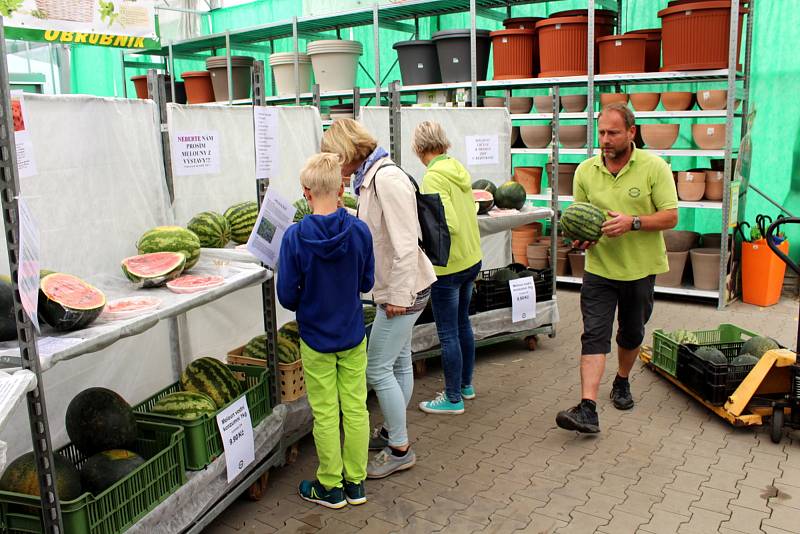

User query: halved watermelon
[121,252,186,288]
[39,273,105,331]
[166,275,224,294]
[473,189,494,215]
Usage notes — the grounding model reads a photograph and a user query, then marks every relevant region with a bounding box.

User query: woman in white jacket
[321,119,436,479]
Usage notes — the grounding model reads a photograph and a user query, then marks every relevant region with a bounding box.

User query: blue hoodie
[277,208,374,353]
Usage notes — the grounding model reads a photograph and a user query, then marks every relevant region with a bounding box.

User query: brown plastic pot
[696,89,728,110]
[626,28,662,72]
[677,181,706,201]
[629,92,660,111]
[597,34,648,74]
[677,171,706,183]
[690,248,721,290]
[705,180,724,200]
[491,29,536,80]
[702,233,722,248]
[511,127,519,147]
[181,71,215,104]
[692,123,726,149]
[640,123,679,149]
[546,163,578,196]
[664,230,700,252]
[528,257,550,270]
[527,243,549,258]
[482,96,532,114]
[561,94,588,112]
[600,92,628,106]
[559,125,587,148]
[661,91,694,111]
[535,16,614,78]
[568,252,586,278]
[656,251,689,287]
[534,95,561,113]
[502,17,544,74]
[513,166,544,194]
[658,1,747,71]
[206,56,254,101]
[521,125,552,148]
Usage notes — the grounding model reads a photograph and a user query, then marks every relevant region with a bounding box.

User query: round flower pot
[511,126,519,148]
[664,230,700,252]
[656,250,689,287]
[512,225,541,266]
[181,71,215,104]
[206,55,255,101]
[269,53,312,96]
[597,34,648,74]
[626,28,662,72]
[432,29,491,83]
[677,171,706,183]
[521,125,552,148]
[629,92,660,111]
[393,40,441,86]
[503,17,544,74]
[131,75,186,103]
[702,233,722,249]
[561,94,588,112]
[513,166,544,194]
[546,163,578,196]
[661,91,694,111]
[690,248,722,290]
[527,243,549,258]
[535,16,614,78]
[600,92,628,106]
[527,257,550,270]
[482,97,532,114]
[559,125,587,148]
[704,180,724,201]
[307,40,363,92]
[568,252,586,278]
[692,123,726,150]
[491,29,535,80]
[677,181,706,201]
[696,89,728,110]
[534,95,561,113]
[641,123,679,149]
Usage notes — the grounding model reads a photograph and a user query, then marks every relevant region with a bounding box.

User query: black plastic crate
[474,264,554,312]
[676,341,756,406]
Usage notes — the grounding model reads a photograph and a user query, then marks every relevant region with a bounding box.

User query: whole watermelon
[187,211,231,248]
[695,346,727,365]
[561,202,605,242]
[492,269,519,282]
[242,334,268,360]
[740,336,779,358]
[224,201,259,244]
[472,179,497,197]
[65,388,138,457]
[293,198,312,223]
[343,193,358,210]
[0,451,82,501]
[494,181,527,210]
[731,353,759,366]
[180,357,243,408]
[80,450,145,494]
[363,306,376,326]
[150,391,218,420]
[0,278,17,341]
[137,226,201,270]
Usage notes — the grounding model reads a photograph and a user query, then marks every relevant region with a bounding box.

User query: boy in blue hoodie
[277,152,375,509]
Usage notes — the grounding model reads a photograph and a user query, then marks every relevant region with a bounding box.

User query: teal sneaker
[298,480,347,509]
[343,480,367,505]
[419,392,464,414]
[461,385,476,400]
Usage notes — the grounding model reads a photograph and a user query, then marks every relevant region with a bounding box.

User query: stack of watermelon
[224,201,259,244]
[243,321,301,364]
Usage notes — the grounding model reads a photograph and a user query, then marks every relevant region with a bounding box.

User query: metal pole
[225,31,233,105]
[120,50,128,98]
[740,0,755,138]
[148,70,175,203]
[292,17,300,106]
[0,20,64,534]
[373,4,381,105]
[469,0,477,107]
[552,85,561,295]
[389,81,402,165]
[353,86,361,120]
[169,42,176,104]
[587,0,596,156]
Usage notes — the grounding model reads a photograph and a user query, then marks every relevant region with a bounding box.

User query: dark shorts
[580,272,656,355]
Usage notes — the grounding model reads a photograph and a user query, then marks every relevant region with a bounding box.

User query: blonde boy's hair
[300,153,343,197]
[412,120,451,157]
[320,118,378,165]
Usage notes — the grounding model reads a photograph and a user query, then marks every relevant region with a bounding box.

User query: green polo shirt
[573,147,678,281]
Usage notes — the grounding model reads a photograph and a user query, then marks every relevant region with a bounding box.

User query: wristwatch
[631,216,642,231]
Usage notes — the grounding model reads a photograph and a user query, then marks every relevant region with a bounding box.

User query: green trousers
[300,338,369,490]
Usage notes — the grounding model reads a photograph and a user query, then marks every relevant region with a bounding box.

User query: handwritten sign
[172,131,220,176]
[509,276,536,323]
[216,395,255,483]
[466,135,499,166]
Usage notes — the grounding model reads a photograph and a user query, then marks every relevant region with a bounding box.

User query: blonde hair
[320,118,378,166]
[412,120,451,157]
[300,152,343,197]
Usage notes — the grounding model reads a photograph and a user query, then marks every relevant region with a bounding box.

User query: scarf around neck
[352,146,389,196]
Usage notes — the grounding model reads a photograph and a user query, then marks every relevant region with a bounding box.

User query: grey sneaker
[368,426,389,451]
[366,447,417,479]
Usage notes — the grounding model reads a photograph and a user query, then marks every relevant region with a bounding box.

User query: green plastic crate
[133,364,270,470]
[0,421,185,534]
[652,324,758,376]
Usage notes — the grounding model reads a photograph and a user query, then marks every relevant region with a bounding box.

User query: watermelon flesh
[473,190,494,215]
[121,252,186,288]
[167,275,224,294]
[39,273,105,331]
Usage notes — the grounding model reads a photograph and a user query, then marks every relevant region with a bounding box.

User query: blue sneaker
[419,392,464,414]
[343,480,367,505]
[298,480,347,509]
[461,385,476,400]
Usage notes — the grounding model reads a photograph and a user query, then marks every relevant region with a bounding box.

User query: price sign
[215,395,255,482]
[509,276,536,323]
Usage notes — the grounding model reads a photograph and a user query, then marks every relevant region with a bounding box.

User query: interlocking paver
[435,514,485,534]
[730,482,772,513]
[374,496,429,527]
[393,515,442,534]
[596,509,650,533]
[455,495,506,526]
[533,494,585,523]
[762,502,800,533]
[639,508,691,534]
[677,506,731,533]
[719,504,770,534]
[482,514,530,533]
[552,510,608,534]
[518,512,568,533]
[413,496,468,526]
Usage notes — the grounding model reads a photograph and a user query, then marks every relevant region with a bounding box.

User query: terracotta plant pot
[536,16,615,77]
[491,29,536,80]
[705,170,724,182]
[502,17,545,74]
[546,163,578,196]
[513,166,543,194]
[629,92,660,111]
[664,230,700,252]
[600,92,628,106]
[511,127,519,147]
[640,123,679,149]
[692,124,726,150]
[521,125,552,148]
[696,89,728,110]
[561,94,588,112]
[661,91,693,111]
[626,28,662,72]
[559,125,587,148]
[527,243,549,258]
[702,233,722,249]
[690,248,722,290]
[181,71,215,104]
[677,171,706,183]
[568,252,586,278]
[534,95,561,113]
[131,75,186,103]
[482,97,505,107]
[512,224,542,266]
[528,257,550,270]
[597,34,648,74]
[677,182,705,201]
[705,180,724,201]
[482,97,532,114]
[656,251,689,287]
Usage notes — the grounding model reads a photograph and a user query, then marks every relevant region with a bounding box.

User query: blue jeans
[366,306,422,446]
[430,261,481,403]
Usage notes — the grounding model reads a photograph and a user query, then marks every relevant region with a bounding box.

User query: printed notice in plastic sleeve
[246,188,296,269]
[466,135,499,166]
[254,106,280,180]
[17,197,39,331]
[509,276,536,323]
[171,130,221,176]
[216,395,255,483]
[11,91,36,179]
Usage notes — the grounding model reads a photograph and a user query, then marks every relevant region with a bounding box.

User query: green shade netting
[70,0,800,259]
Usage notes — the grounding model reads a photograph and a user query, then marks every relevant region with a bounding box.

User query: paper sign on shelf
[246,188,296,269]
[17,198,39,331]
[509,276,536,323]
[11,91,36,179]
[253,107,280,180]
[466,135,499,166]
[171,131,221,176]
[216,395,255,483]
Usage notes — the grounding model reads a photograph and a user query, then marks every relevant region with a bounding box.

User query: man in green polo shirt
[556,103,678,433]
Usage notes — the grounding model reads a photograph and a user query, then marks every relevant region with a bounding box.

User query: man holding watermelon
[556,103,678,433]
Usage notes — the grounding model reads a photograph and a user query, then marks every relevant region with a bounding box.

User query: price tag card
[216,395,255,483]
[509,276,536,323]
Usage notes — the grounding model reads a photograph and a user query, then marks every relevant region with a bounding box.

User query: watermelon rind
[224,201,259,244]
[65,387,138,457]
[121,252,186,289]
[492,269,519,282]
[494,181,526,210]
[293,198,312,223]
[473,189,494,215]
[137,226,202,270]
[0,451,82,501]
[188,211,231,249]
[150,391,217,420]
[39,273,105,331]
[472,179,497,197]
[180,357,244,408]
[80,449,145,495]
[740,336,779,358]
[561,202,605,242]
[0,279,17,342]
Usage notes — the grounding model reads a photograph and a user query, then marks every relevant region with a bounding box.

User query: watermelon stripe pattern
[121,252,186,288]
[494,181,526,209]
[224,202,258,244]
[151,391,218,420]
[180,357,243,408]
[137,226,202,270]
[188,211,231,248]
[292,199,312,223]
[560,202,605,242]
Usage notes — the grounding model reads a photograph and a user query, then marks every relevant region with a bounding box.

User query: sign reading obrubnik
[2,0,159,49]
